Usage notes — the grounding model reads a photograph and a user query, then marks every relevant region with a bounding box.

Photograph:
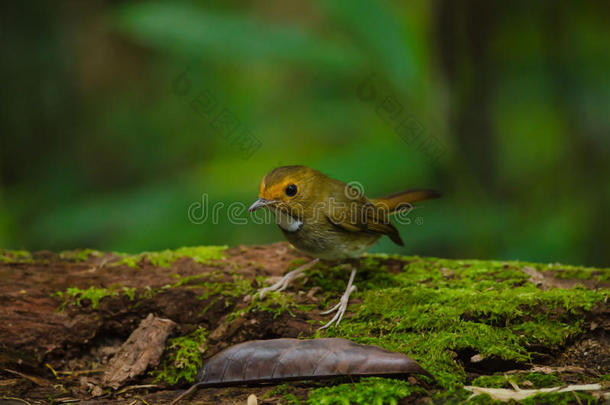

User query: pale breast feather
[274,210,303,232]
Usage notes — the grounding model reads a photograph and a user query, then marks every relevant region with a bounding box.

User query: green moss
[197,274,251,300]
[166,273,220,288]
[523,373,564,389]
[58,249,103,261]
[472,373,562,389]
[308,377,425,405]
[55,285,136,310]
[0,249,33,263]
[464,393,499,404]
[113,245,227,268]
[281,394,305,405]
[154,327,208,385]
[470,374,512,389]
[549,264,610,282]
[162,271,253,315]
[112,252,139,268]
[122,287,136,300]
[227,290,311,322]
[429,387,472,404]
[521,391,598,405]
[314,256,608,389]
[261,383,306,405]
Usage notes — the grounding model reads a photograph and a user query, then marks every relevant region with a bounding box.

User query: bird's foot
[257,258,320,300]
[318,268,357,330]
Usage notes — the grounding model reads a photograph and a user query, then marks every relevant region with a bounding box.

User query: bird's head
[248,166,318,215]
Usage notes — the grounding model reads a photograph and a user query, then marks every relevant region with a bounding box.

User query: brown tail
[371,189,441,214]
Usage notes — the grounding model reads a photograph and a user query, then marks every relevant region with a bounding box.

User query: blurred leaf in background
[0,0,608,267]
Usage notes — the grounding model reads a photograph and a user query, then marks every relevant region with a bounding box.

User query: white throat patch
[274,210,302,232]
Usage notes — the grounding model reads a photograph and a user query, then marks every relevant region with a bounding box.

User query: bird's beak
[248,198,275,212]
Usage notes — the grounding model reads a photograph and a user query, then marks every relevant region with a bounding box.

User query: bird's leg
[318,265,357,330]
[258,258,320,299]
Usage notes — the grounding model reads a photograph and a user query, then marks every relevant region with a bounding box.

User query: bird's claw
[318,266,358,330]
[257,258,320,300]
[318,285,356,330]
[257,272,306,299]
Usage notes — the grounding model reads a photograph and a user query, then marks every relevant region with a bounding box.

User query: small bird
[249,166,440,329]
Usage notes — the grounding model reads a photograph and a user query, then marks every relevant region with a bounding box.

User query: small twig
[45,363,59,380]
[57,369,104,376]
[1,397,31,405]
[3,368,49,386]
[0,378,20,387]
[464,383,602,402]
[170,382,207,405]
[116,384,158,394]
[505,374,520,391]
[572,391,583,405]
[505,365,595,377]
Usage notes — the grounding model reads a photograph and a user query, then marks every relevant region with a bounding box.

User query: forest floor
[0,243,608,404]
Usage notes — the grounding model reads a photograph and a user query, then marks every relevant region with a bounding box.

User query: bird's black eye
[285,184,297,197]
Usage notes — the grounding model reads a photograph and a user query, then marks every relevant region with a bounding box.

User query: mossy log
[0,244,608,404]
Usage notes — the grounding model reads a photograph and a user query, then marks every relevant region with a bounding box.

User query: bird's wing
[326,200,404,246]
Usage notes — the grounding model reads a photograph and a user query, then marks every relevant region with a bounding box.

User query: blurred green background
[1,1,609,266]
